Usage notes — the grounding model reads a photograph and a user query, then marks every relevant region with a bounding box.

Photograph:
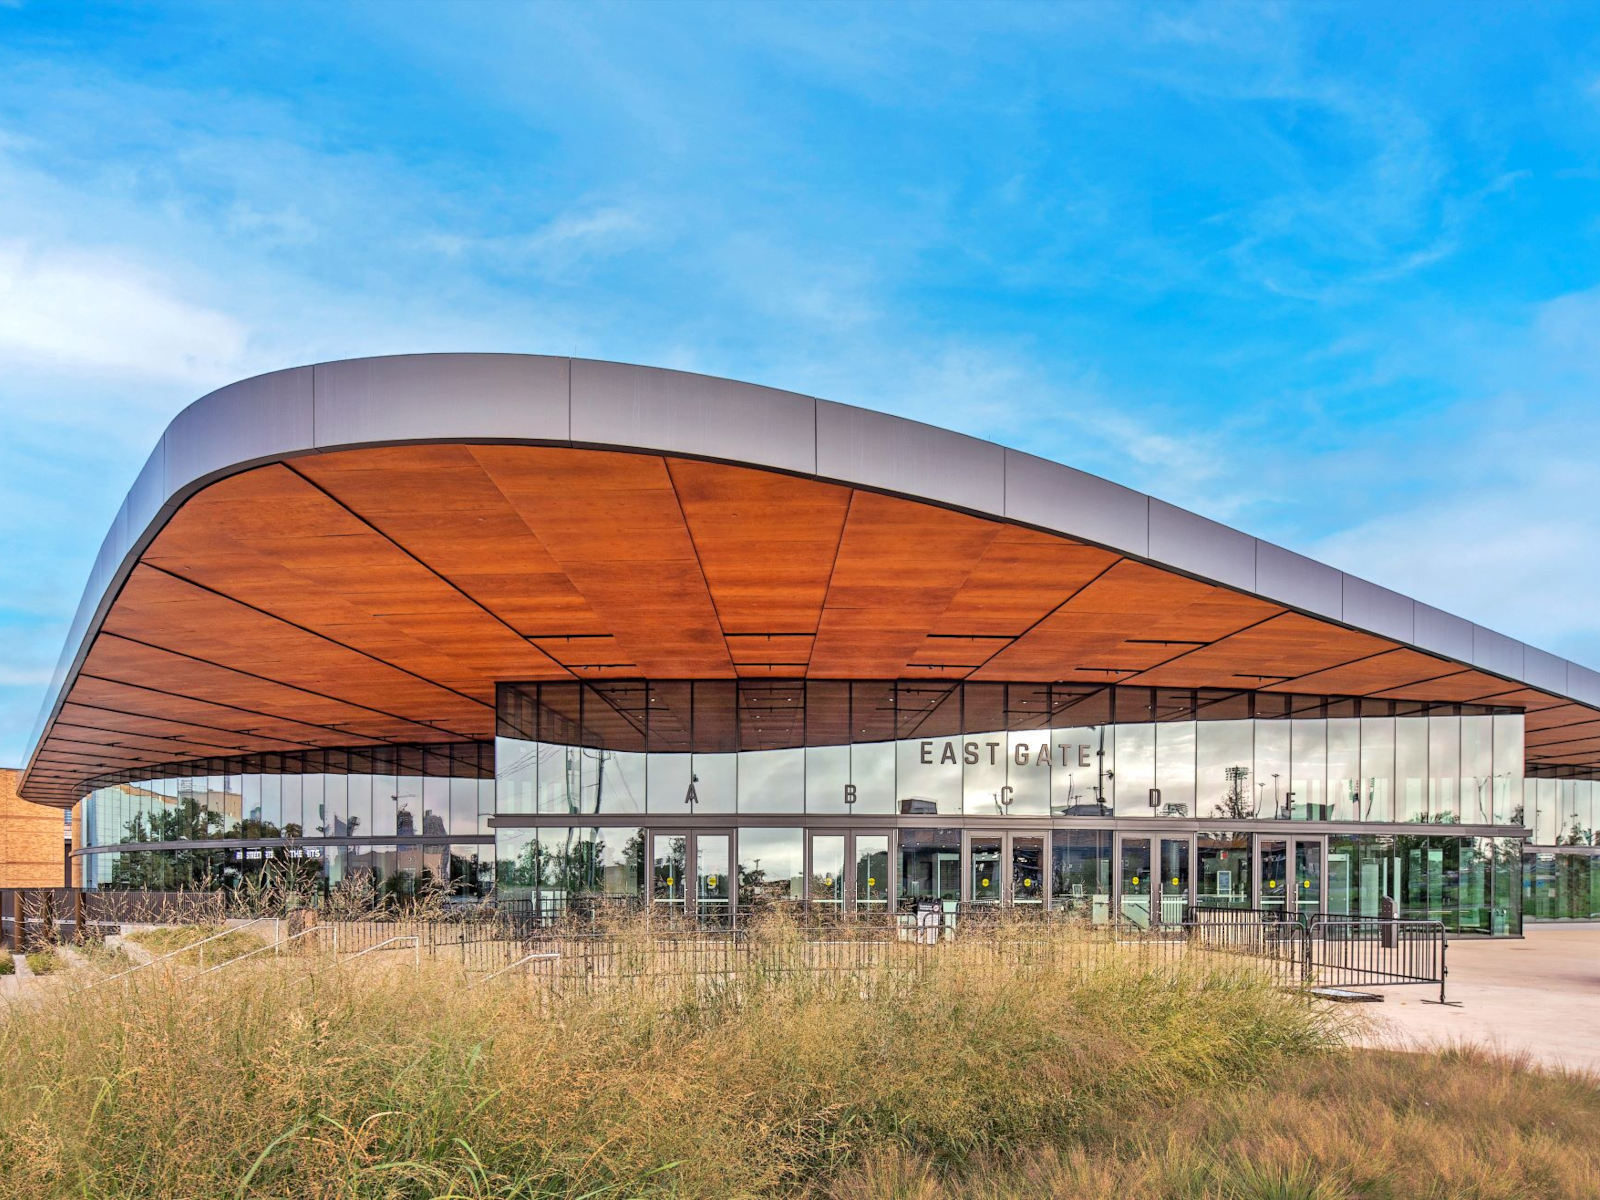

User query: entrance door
[970,834,1004,904]
[966,832,1046,905]
[696,832,732,927]
[650,830,734,924]
[1258,838,1288,917]
[1157,836,1191,925]
[1293,838,1323,922]
[1116,835,1153,928]
[809,833,846,911]
[650,831,688,914]
[1012,835,1045,906]
[853,832,891,915]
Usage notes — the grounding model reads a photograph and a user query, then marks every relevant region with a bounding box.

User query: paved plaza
[1360,924,1600,1073]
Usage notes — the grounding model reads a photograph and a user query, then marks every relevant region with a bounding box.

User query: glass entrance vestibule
[494,824,1522,932]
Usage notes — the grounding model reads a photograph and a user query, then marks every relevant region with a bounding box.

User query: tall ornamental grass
[0,919,1340,1198]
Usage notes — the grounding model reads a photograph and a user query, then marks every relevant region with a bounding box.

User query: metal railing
[331,934,421,971]
[199,923,322,974]
[1305,915,1450,1004]
[477,949,560,985]
[77,917,274,990]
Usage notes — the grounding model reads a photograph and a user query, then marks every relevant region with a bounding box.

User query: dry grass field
[0,918,1592,1199]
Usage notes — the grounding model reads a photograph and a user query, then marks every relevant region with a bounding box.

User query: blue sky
[4,1,1600,766]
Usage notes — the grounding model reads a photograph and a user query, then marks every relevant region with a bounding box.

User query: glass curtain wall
[75,744,495,897]
[495,682,1521,823]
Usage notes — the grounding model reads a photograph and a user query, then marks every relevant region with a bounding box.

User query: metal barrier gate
[1305,915,1449,1004]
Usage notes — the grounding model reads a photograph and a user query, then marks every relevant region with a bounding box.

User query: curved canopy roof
[20,354,1600,805]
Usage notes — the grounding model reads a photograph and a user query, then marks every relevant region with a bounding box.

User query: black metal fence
[1305,915,1449,1004]
[28,885,1448,1004]
[0,888,121,951]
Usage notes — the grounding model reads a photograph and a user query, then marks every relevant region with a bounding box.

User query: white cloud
[0,665,55,688]
[0,240,248,384]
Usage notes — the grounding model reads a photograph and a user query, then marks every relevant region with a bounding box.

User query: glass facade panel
[899,827,960,907]
[850,743,896,815]
[1254,720,1290,821]
[1395,718,1428,823]
[1196,832,1250,909]
[804,745,851,815]
[1113,724,1155,816]
[897,738,961,815]
[1289,718,1326,820]
[963,736,1008,818]
[690,754,737,815]
[647,754,693,816]
[1051,831,1110,922]
[1493,714,1522,825]
[1155,723,1196,817]
[1005,732,1051,816]
[1052,727,1108,816]
[737,748,803,813]
[1428,716,1460,824]
[1358,716,1394,823]
[1326,718,1360,822]
[1461,716,1494,826]
[1197,721,1253,820]
[738,826,804,904]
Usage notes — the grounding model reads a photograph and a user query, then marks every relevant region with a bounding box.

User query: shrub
[0,951,11,976]
[23,950,61,976]
[125,924,264,967]
[76,942,133,974]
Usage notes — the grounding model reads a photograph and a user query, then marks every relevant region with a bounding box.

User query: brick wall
[0,768,69,888]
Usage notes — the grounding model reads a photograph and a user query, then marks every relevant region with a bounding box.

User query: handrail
[77,917,274,990]
[476,949,559,985]
[197,923,324,975]
[334,934,420,970]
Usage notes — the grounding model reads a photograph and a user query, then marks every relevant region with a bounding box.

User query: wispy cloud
[0,240,249,383]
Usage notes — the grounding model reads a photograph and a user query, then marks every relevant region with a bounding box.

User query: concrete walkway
[1359,925,1600,1074]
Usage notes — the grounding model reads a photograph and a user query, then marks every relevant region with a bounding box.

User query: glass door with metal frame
[1258,838,1288,918]
[1116,834,1153,928]
[1293,837,1323,923]
[967,832,1046,906]
[1157,835,1191,925]
[650,831,688,914]
[853,832,891,915]
[696,831,732,927]
[809,833,846,912]
[650,830,734,924]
